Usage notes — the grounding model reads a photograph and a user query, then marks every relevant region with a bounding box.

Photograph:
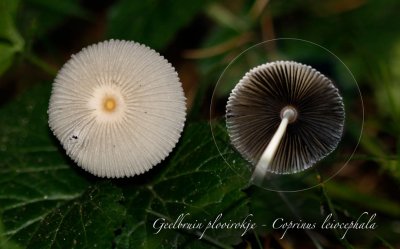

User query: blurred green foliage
[107,0,214,50]
[0,0,400,248]
[0,0,24,76]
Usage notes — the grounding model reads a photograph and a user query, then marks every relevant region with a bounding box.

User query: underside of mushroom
[226,61,345,179]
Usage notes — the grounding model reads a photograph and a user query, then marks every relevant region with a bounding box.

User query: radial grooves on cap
[226,61,345,174]
[48,40,186,178]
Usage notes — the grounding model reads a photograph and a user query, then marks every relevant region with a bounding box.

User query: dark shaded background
[1,0,400,248]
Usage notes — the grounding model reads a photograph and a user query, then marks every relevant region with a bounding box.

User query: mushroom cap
[48,39,186,178]
[226,61,344,174]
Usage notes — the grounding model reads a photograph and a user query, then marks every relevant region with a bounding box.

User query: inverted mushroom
[48,39,186,178]
[226,61,344,184]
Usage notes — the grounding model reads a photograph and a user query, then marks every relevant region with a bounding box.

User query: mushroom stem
[251,107,296,184]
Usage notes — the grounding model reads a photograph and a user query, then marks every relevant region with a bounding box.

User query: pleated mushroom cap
[48,40,186,178]
[226,61,344,174]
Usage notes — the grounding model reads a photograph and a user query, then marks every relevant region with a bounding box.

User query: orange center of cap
[103,97,116,112]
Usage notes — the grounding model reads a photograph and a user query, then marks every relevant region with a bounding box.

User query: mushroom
[226,61,344,184]
[48,39,186,178]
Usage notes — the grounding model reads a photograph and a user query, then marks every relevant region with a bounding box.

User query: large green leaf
[107,0,213,50]
[0,83,252,248]
[115,122,251,249]
[0,84,125,248]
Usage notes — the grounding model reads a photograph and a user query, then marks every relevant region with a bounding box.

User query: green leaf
[0,82,252,248]
[248,186,323,233]
[0,84,125,248]
[24,0,88,19]
[0,218,22,249]
[324,181,400,217]
[23,183,125,249]
[0,0,24,76]
[0,44,17,76]
[18,0,89,39]
[115,123,252,249]
[107,0,213,50]
[0,0,23,44]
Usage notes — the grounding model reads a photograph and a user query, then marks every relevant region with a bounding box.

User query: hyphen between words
[152,212,377,240]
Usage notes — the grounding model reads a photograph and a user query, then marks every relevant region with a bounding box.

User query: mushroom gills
[226,61,345,183]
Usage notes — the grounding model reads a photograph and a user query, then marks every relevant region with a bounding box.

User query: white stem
[251,108,295,185]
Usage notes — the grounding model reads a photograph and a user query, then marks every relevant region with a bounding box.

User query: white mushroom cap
[48,39,186,178]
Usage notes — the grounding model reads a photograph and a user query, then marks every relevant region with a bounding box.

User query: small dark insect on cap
[226,61,345,174]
